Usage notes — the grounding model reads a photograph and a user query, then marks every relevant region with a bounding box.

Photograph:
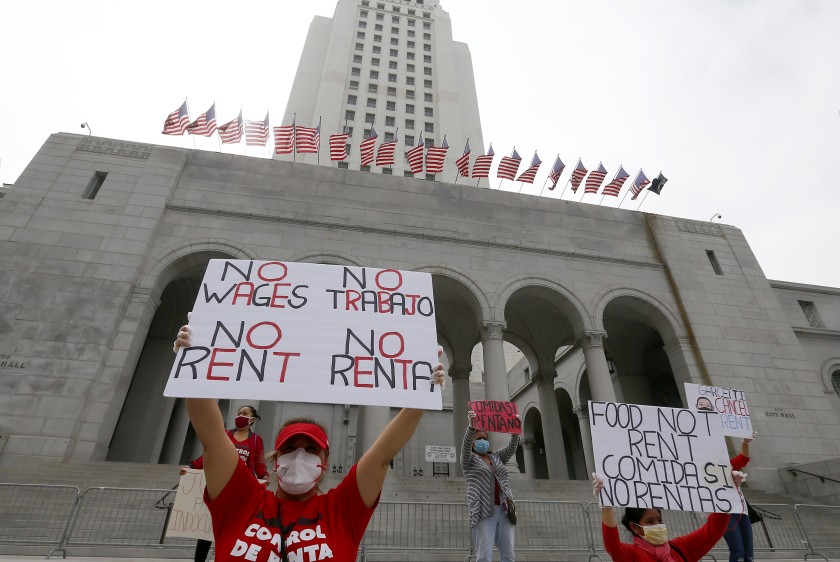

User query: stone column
[522,439,537,479]
[574,404,595,477]
[480,321,510,451]
[355,406,391,462]
[534,370,569,480]
[450,363,472,477]
[580,330,617,403]
[663,338,699,407]
[159,398,191,465]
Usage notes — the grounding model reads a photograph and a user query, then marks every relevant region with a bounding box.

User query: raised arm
[355,351,445,508]
[174,325,239,500]
[460,410,477,468]
[496,415,522,464]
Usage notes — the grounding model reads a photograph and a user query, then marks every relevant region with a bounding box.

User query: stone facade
[1,133,839,495]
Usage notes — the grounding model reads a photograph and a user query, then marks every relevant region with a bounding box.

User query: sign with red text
[684,383,752,439]
[164,260,442,409]
[590,400,743,514]
[468,400,522,434]
[165,469,214,541]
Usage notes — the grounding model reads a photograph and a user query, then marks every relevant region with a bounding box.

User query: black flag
[648,173,668,195]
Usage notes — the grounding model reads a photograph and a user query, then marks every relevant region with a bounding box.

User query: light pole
[80,122,92,135]
[709,213,722,222]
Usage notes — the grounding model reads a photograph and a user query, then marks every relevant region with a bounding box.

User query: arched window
[832,370,840,395]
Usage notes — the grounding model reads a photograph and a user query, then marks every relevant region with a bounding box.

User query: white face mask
[276,448,325,495]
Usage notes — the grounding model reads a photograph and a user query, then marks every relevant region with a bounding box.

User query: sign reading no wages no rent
[164,260,442,410]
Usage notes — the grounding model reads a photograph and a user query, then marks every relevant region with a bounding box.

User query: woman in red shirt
[173,323,445,562]
[593,472,745,562]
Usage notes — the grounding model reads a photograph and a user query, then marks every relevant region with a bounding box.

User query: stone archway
[522,406,548,479]
[107,250,235,463]
[600,295,688,408]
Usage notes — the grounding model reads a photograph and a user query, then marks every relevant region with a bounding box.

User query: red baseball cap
[274,422,330,452]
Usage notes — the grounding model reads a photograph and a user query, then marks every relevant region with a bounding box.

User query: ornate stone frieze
[77,138,152,160]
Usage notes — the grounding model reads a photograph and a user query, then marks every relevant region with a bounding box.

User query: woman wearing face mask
[461,409,521,562]
[592,471,746,562]
[181,405,270,562]
[173,323,445,562]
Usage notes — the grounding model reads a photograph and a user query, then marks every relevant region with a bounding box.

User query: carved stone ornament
[581,330,607,348]
[674,218,724,238]
[572,404,588,419]
[480,321,506,341]
[77,137,152,160]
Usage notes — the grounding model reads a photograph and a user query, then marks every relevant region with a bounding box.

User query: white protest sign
[425,445,457,463]
[590,401,743,514]
[164,260,442,410]
[165,469,214,541]
[684,383,753,439]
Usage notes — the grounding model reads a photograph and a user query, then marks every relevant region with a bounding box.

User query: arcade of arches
[108,252,697,481]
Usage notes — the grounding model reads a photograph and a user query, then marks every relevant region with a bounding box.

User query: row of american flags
[163,100,668,200]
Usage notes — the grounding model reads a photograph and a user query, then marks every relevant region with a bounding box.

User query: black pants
[194,539,212,562]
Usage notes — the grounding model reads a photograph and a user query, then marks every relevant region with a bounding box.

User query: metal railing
[64,486,195,549]
[795,504,840,561]
[0,483,80,559]
[787,468,840,486]
[1,482,838,561]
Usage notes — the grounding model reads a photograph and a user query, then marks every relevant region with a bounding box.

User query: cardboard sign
[164,260,442,410]
[425,445,457,463]
[589,401,744,514]
[468,400,522,434]
[165,469,214,541]
[684,383,752,439]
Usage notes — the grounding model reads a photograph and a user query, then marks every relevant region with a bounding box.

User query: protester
[461,409,521,562]
[726,432,758,562]
[180,405,270,562]
[173,322,445,562]
[593,471,747,562]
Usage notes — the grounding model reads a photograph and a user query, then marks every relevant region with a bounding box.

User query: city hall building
[1,0,839,498]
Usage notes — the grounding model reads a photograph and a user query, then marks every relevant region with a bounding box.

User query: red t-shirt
[205,460,377,562]
[602,512,728,562]
[191,430,269,480]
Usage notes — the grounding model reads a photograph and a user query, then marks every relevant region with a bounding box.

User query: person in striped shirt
[461,409,521,562]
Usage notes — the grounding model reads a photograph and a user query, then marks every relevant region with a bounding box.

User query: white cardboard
[684,383,753,439]
[164,260,442,410]
[590,400,744,514]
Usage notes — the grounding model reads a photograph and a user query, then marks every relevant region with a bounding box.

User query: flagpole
[317,116,322,166]
[636,169,660,211]
[183,98,195,150]
[619,170,639,208]
[538,177,549,197]
[559,177,571,199]
[292,113,297,163]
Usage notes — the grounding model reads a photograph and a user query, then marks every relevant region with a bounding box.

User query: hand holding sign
[467,401,522,434]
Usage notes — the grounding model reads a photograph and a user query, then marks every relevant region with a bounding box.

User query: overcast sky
[2,0,838,287]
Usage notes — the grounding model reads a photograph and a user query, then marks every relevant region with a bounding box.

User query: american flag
[425,136,449,173]
[218,110,243,144]
[375,130,398,166]
[162,100,189,135]
[296,120,320,154]
[601,166,629,197]
[515,151,542,184]
[456,139,471,177]
[584,162,608,194]
[472,144,495,178]
[244,113,269,146]
[548,156,565,190]
[273,124,295,155]
[570,159,588,192]
[360,126,378,167]
[496,148,522,181]
[406,132,424,174]
[630,169,651,200]
[186,103,217,137]
[329,130,350,161]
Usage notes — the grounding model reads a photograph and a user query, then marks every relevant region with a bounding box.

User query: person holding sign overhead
[461,408,522,562]
[725,432,757,562]
[173,323,445,562]
[593,471,747,562]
